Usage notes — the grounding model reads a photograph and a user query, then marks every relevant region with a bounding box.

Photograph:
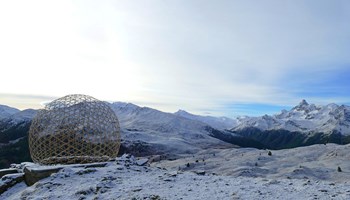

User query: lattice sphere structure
[29,94,121,165]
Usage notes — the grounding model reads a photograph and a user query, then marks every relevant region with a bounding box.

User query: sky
[1,0,350,117]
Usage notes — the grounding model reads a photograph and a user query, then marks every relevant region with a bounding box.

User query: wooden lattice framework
[29,94,121,165]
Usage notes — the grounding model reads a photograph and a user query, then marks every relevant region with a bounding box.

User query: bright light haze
[1,0,350,117]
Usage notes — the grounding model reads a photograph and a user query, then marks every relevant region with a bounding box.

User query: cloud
[1,0,350,116]
[0,93,56,110]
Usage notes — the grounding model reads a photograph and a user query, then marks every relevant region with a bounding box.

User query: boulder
[24,166,63,186]
[136,158,149,166]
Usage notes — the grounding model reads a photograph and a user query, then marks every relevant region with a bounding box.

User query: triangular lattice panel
[29,94,121,165]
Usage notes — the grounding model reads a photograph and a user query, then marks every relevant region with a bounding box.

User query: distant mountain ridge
[0,105,20,120]
[109,102,235,156]
[230,100,350,149]
[0,102,239,168]
[233,100,350,135]
[174,109,238,130]
[1,100,350,168]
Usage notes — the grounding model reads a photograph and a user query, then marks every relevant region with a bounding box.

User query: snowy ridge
[0,105,36,125]
[233,100,350,135]
[5,109,37,124]
[110,102,234,155]
[174,109,238,130]
[0,105,19,120]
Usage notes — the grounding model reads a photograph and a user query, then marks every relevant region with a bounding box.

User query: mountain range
[230,100,350,149]
[109,102,235,156]
[0,100,350,168]
[233,100,350,134]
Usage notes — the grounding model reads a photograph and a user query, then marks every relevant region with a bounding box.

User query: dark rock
[166,171,178,177]
[132,188,142,192]
[75,168,97,175]
[194,170,206,175]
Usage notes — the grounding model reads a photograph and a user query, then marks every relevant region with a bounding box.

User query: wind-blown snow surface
[2,144,350,200]
[233,100,350,135]
[155,143,350,182]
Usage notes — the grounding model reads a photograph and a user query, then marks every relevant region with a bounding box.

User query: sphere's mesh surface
[29,94,121,165]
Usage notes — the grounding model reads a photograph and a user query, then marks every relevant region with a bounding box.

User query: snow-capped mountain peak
[174,109,188,115]
[110,102,140,112]
[291,99,318,114]
[233,100,350,135]
[174,109,238,130]
[297,99,309,107]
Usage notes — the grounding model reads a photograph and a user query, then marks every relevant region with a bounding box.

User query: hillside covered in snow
[0,102,239,168]
[0,105,20,120]
[2,144,350,199]
[109,102,235,156]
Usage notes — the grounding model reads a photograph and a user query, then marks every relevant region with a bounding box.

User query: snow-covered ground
[154,143,350,183]
[2,144,350,200]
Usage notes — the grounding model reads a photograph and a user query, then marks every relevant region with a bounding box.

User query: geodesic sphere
[29,94,121,165]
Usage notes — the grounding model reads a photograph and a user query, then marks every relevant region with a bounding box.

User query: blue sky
[0,0,350,117]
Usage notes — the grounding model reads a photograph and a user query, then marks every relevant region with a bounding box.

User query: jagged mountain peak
[293,99,311,111]
[299,99,309,106]
[233,101,350,135]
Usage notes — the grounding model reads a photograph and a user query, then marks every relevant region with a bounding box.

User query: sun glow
[0,0,145,104]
